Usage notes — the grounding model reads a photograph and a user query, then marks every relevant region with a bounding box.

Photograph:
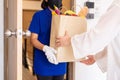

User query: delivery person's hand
[43,45,58,65]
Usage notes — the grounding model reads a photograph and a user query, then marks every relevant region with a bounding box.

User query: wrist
[43,45,48,52]
[41,45,44,51]
[93,55,96,62]
[69,36,71,45]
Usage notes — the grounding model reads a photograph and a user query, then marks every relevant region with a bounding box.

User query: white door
[4,0,23,80]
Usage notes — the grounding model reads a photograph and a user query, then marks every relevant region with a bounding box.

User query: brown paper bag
[50,15,87,62]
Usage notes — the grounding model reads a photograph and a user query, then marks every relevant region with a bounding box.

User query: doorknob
[5,29,16,37]
[22,30,31,37]
[5,29,31,37]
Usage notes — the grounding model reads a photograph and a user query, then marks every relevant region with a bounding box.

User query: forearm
[31,38,44,51]
[31,36,58,64]
[94,47,107,73]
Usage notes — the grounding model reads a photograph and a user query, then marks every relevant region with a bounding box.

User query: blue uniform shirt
[29,8,67,76]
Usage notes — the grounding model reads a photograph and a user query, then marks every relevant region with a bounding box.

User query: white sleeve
[94,47,107,73]
[114,0,120,8]
[71,3,120,59]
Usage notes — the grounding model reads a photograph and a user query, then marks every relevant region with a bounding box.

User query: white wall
[73,0,114,80]
[0,0,4,80]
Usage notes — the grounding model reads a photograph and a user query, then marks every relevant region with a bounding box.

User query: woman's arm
[30,33,44,50]
[94,47,107,73]
[56,4,120,59]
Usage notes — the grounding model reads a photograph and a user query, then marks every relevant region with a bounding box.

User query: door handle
[22,30,31,37]
[5,29,16,37]
[5,29,31,37]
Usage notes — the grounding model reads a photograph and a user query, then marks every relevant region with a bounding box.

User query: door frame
[0,0,4,80]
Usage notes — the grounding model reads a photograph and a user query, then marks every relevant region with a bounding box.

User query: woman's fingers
[55,31,70,47]
[55,42,61,47]
[80,55,95,65]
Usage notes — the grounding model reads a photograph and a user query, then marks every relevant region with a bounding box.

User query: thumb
[64,30,68,36]
[51,48,57,54]
[53,49,57,54]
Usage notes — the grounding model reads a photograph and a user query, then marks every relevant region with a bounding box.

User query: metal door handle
[22,30,31,37]
[5,29,31,37]
[5,29,16,37]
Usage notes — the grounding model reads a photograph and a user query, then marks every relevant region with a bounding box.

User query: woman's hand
[55,31,71,47]
[80,55,96,65]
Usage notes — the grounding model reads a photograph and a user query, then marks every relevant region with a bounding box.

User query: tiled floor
[22,66,37,80]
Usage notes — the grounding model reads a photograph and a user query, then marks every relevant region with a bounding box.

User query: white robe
[71,0,120,80]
